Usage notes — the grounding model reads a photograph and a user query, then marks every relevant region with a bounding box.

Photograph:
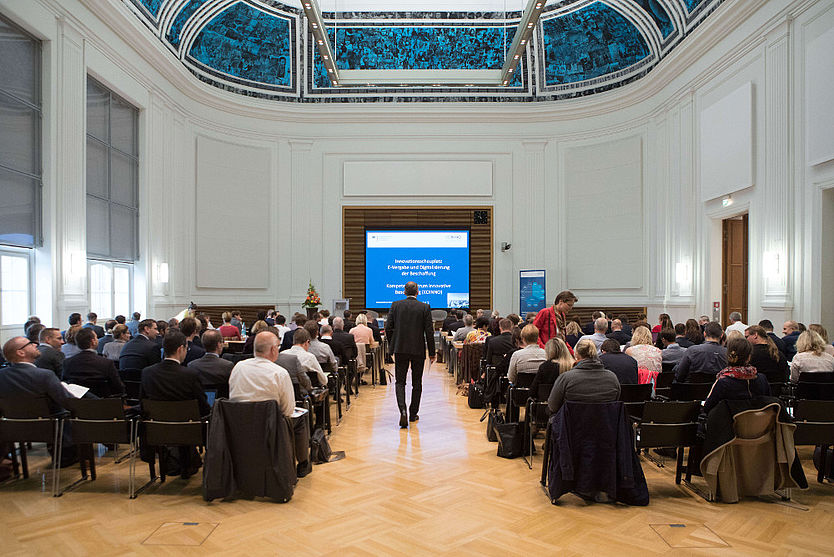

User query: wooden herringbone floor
[2,361,834,555]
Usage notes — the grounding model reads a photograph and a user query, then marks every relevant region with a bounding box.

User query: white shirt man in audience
[228,331,311,477]
[507,324,547,383]
[284,328,328,387]
[453,314,475,342]
[307,323,338,372]
[578,318,609,351]
[725,311,748,335]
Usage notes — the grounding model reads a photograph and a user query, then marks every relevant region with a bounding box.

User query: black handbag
[495,422,524,459]
[468,380,485,409]
[311,428,332,464]
[480,408,505,442]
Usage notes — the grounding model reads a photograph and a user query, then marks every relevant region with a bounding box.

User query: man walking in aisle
[385,281,435,429]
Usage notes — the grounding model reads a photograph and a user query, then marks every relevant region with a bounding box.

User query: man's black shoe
[409,414,419,423]
[399,411,408,428]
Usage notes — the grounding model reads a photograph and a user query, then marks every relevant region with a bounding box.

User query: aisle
[1,361,833,555]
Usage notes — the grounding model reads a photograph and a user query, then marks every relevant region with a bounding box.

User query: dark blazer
[97,334,114,355]
[385,296,435,357]
[320,337,345,366]
[188,353,234,397]
[599,352,639,385]
[676,336,694,348]
[441,315,458,332]
[184,341,206,366]
[368,320,382,343]
[485,332,516,365]
[119,335,162,371]
[530,360,560,399]
[343,319,356,332]
[782,331,800,361]
[279,329,295,352]
[331,329,358,361]
[749,343,789,383]
[276,352,311,397]
[702,374,771,415]
[0,362,70,413]
[673,341,727,383]
[62,350,125,398]
[447,320,464,333]
[140,359,210,417]
[83,322,105,339]
[606,330,632,345]
[35,344,64,379]
[767,332,786,355]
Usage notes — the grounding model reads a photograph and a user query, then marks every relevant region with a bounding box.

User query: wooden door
[722,214,748,327]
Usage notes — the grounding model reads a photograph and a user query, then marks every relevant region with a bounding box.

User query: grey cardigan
[548,358,621,413]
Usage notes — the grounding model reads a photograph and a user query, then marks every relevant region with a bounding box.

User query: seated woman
[808,324,834,357]
[745,325,788,383]
[464,316,492,344]
[530,337,574,399]
[564,320,582,349]
[218,312,241,341]
[242,320,269,353]
[703,337,771,415]
[790,330,834,382]
[350,313,374,346]
[625,326,662,382]
[547,340,621,413]
[102,324,130,361]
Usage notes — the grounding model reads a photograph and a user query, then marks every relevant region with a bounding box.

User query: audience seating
[60,398,137,497]
[507,373,535,423]
[792,400,834,483]
[654,371,675,398]
[523,382,554,470]
[618,383,653,421]
[634,401,700,485]
[687,372,717,384]
[667,382,712,401]
[0,397,64,497]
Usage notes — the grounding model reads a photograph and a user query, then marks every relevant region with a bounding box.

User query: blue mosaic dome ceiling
[122,0,723,102]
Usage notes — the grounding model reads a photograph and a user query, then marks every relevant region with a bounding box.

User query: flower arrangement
[302,281,322,309]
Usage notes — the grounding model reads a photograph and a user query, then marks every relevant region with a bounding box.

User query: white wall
[0,0,832,336]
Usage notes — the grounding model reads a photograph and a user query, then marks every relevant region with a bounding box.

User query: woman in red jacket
[532,290,577,348]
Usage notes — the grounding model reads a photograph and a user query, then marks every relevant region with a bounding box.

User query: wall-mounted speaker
[473,210,489,225]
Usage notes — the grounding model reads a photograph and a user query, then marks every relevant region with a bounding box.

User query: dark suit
[188,353,234,399]
[140,359,210,417]
[62,350,125,398]
[279,329,295,352]
[343,319,356,332]
[606,330,632,345]
[119,335,162,372]
[485,332,516,365]
[385,295,435,416]
[782,331,800,361]
[97,333,114,355]
[441,315,458,332]
[83,322,105,339]
[768,332,786,356]
[276,352,312,397]
[320,337,345,366]
[183,341,205,366]
[331,329,358,361]
[0,362,70,414]
[35,344,64,379]
[599,352,639,385]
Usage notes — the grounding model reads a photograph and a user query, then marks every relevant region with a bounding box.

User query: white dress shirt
[284,345,328,386]
[229,356,295,417]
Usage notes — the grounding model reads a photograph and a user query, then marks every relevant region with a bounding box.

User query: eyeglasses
[15,341,36,350]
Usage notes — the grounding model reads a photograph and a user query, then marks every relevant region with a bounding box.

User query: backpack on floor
[468,379,485,409]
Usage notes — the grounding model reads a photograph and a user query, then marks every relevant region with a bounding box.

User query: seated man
[62,328,125,398]
[179,317,206,365]
[673,321,727,383]
[606,319,632,346]
[507,325,547,384]
[229,332,310,476]
[548,340,621,413]
[119,319,161,371]
[140,331,210,478]
[330,317,358,362]
[577,318,609,351]
[188,329,234,398]
[283,328,328,388]
[485,318,516,366]
[318,324,345,367]
[453,314,475,342]
[35,327,65,379]
[660,329,687,366]
[305,322,338,373]
[598,339,638,385]
[83,312,105,339]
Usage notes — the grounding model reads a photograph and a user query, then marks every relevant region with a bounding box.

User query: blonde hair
[574,339,598,360]
[630,326,652,346]
[222,311,232,323]
[565,321,581,336]
[809,324,829,344]
[250,320,269,336]
[64,324,83,345]
[521,324,539,345]
[797,330,826,356]
[725,330,744,343]
[545,337,575,373]
[355,314,367,326]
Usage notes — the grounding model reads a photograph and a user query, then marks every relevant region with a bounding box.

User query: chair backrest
[661,361,676,373]
[431,310,448,322]
[798,371,834,383]
[141,399,204,446]
[0,397,59,443]
[120,368,142,382]
[536,383,554,401]
[796,382,834,401]
[63,398,132,445]
[642,400,701,424]
[669,382,712,401]
[732,405,778,439]
[792,400,834,446]
[636,401,701,449]
[0,396,56,419]
[619,383,653,403]
[687,372,716,384]
[223,353,253,364]
[655,371,675,389]
[514,372,536,389]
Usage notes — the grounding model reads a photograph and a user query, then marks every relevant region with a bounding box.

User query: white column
[289,139,314,310]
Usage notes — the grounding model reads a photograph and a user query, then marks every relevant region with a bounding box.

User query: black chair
[618,383,653,421]
[507,373,535,423]
[222,353,252,365]
[120,368,143,404]
[654,371,675,398]
[60,398,137,496]
[792,400,834,483]
[798,371,834,383]
[523,383,554,470]
[635,401,701,484]
[661,362,677,373]
[687,372,716,384]
[795,382,834,401]
[668,382,712,401]
[134,399,208,498]
[0,397,64,497]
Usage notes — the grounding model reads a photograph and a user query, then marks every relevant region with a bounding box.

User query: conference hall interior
[1,0,833,553]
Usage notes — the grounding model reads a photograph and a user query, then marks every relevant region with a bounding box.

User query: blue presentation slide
[365,230,470,309]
